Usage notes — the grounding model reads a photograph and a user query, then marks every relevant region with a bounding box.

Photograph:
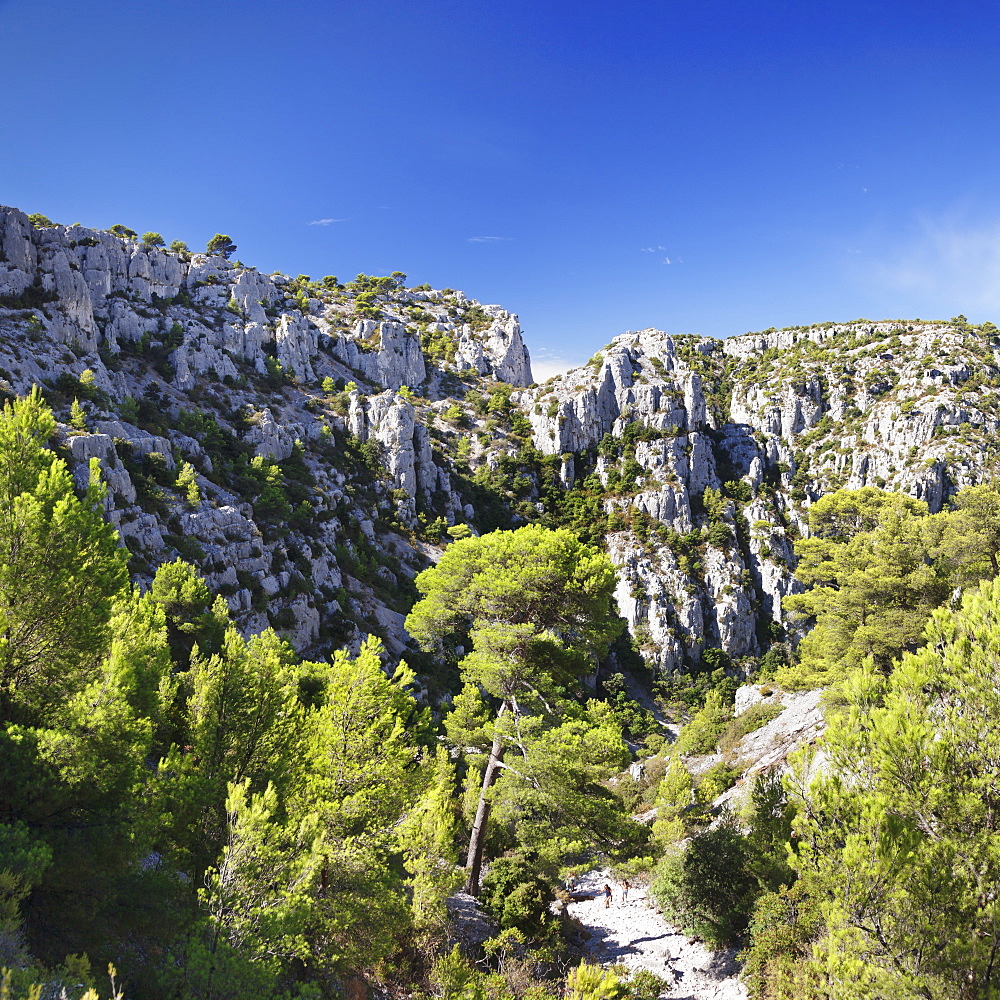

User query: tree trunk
[464,704,506,895]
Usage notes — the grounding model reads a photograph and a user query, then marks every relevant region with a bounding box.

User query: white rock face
[454,311,533,385]
[7,201,1000,681]
[0,207,530,408]
[515,329,799,672]
[368,391,418,497]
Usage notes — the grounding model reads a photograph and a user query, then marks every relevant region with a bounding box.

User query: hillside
[3,204,998,682]
[8,203,1000,1000]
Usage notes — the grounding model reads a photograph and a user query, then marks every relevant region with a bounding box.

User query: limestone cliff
[2,203,997,682]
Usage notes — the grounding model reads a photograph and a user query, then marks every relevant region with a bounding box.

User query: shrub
[481,857,551,936]
[354,290,381,319]
[624,968,671,1000]
[431,945,483,1000]
[739,882,825,999]
[176,461,200,507]
[705,521,734,549]
[697,761,740,805]
[69,398,87,432]
[650,824,758,946]
[675,689,732,755]
[442,403,465,425]
[566,962,626,1000]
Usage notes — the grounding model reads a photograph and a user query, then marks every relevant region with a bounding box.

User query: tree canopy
[0,388,128,722]
[789,575,1000,996]
[205,234,237,259]
[778,485,1000,689]
[407,526,633,893]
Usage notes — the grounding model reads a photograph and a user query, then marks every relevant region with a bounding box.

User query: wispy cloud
[865,212,1000,312]
[642,245,672,264]
[530,347,580,382]
[468,235,512,243]
[308,218,346,226]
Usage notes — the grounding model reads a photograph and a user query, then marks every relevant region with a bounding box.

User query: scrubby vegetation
[0,394,655,999]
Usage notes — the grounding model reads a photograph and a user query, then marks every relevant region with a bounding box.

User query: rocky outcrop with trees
[3,204,1000,682]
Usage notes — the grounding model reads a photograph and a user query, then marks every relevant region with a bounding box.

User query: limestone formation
[2,202,997,677]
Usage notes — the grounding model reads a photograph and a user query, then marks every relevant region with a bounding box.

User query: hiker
[603,883,612,908]
[621,879,630,903]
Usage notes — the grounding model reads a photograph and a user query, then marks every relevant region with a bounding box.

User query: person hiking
[603,883,612,908]
[621,879,630,904]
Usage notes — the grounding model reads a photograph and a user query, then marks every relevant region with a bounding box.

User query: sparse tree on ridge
[206,234,237,259]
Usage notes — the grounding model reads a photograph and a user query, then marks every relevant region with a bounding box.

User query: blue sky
[2,0,999,377]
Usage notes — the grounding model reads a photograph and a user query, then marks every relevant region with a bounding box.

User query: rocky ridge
[2,203,999,679]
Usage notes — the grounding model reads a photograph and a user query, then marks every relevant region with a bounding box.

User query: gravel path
[565,870,747,1000]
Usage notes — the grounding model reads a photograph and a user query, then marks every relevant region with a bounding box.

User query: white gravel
[565,870,747,1000]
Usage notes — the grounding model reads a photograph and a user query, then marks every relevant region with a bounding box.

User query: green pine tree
[69,397,87,431]
[791,576,1000,995]
[0,389,129,723]
[176,461,200,507]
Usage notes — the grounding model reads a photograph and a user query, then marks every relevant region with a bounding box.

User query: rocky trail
[566,871,746,1000]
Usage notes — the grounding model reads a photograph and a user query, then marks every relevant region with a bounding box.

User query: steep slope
[515,319,1000,675]
[0,205,532,663]
[2,203,998,681]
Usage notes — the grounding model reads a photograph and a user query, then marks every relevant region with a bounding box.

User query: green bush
[739,882,824,1000]
[624,968,672,1000]
[705,521,734,548]
[480,857,551,936]
[698,761,740,803]
[566,962,626,1000]
[650,824,758,946]
[675,689,732,755]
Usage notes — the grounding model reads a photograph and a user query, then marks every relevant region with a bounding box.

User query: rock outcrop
[3,203,998,680]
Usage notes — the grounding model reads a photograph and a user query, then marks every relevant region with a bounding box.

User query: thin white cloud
[308,218,346,226]
[468,236,512,243]
[641,246,673,264]
[530,348,581,382]
[866,213,1000,312]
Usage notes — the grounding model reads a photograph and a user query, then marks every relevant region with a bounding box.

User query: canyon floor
[567,870,747,1000]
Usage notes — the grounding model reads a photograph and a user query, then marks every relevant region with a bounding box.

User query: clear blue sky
[2,0,999,377]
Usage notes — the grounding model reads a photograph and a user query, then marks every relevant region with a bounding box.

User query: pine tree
[791,576,1000,995]
[0,389,128,722]
[407,525,629,893]
[69,397,87,431]
[399,747,462,931]
[779,488,950,688]
[205,234,237,259]
[176,460,200,507]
